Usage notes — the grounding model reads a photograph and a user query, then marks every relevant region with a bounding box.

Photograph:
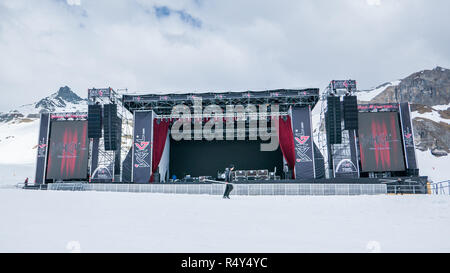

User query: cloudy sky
[0,0,449,111]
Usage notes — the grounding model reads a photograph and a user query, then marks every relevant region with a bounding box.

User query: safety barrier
[386,184,428,194]
[429,180,450,195]
[47,183,387,196]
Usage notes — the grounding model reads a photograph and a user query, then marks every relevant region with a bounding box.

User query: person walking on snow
[223,164,235,199]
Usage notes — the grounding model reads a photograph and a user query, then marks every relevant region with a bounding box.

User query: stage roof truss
[121,88,320,115]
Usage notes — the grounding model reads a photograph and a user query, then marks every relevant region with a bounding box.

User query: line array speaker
[326,96,342,144]
[88,104,102,138]
[104,103,118,151]
[343,95,358,130]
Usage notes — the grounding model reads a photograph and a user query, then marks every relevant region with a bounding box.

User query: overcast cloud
[0,0,449,111]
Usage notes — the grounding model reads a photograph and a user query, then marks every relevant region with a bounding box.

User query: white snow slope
[0,190,449,253]
[0,119,39,165]
[356,80,401,102]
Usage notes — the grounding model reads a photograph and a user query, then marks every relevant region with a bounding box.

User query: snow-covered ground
[0,164,34,187]
[0,119,39,165]
[0,189,449,253]
[416,150,449,182]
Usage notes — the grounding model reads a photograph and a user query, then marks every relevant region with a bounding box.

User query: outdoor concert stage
[32,81,428,195]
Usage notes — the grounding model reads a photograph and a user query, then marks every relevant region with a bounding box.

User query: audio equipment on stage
[326,96,342,144]
[256,170,269,180]
[247,170,257,180]
[343,95,358,130]
[88,104,102,138]
[269,172,275,180]
[234,170,247,181]
[104,103,118,151]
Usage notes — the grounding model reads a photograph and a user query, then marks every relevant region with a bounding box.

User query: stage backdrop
[358,112,406,172]
[399,102,418,170]
[46,120,89,180]
[291,106,315,179]
[35,113,50,184]
[170,139,283,178]
[132,111,153,183]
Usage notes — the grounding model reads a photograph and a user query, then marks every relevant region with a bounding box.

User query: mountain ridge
[370,66,450,106]
[0,86,86,122]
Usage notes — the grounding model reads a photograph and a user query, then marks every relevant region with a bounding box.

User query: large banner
[399,102,418,170]
[132,111,153,183]
[358,112,406,172]
[291,106,315,179]
[46,121,89,180]
[35,113,50,184]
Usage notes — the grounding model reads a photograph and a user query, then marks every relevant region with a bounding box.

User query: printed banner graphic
[358,112,406,172]
[399,102,417,169]
[132,111,153,183]
[291,106,315,179]
[46,121,89,180]
[35,113,50,184]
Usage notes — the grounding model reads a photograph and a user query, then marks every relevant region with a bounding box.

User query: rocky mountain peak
[54,86,84,103]
[370,66,450,106]
[34,86,86,113]
[1,86,87,123]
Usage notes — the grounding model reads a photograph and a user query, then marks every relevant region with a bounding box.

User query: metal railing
[47,182,87,191]
[429,180,450,195]
[386,184,427,194]
[46,183,387,196]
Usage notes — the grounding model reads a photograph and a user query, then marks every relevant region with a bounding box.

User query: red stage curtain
[150,119,170,183]
[278,115,296,179]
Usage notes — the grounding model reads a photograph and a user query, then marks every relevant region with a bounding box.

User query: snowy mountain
[0,86,87,166]
[357,80,402,103]
[369,66,450,106]
[0,86,87,123]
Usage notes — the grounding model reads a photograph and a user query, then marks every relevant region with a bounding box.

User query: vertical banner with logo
[399,102,418,170]
[291,106,315,179]
[34,113,50,184]
[132,111,153,183]
[334,130,359,178]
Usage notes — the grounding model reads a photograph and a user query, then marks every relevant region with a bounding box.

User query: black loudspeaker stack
[326,96,342,144]
[104,103,118,151]
[343,95,359,130]
[88,104,102,138]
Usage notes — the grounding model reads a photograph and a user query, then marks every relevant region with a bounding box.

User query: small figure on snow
[396,178,403,195]
[223,164,235,199]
